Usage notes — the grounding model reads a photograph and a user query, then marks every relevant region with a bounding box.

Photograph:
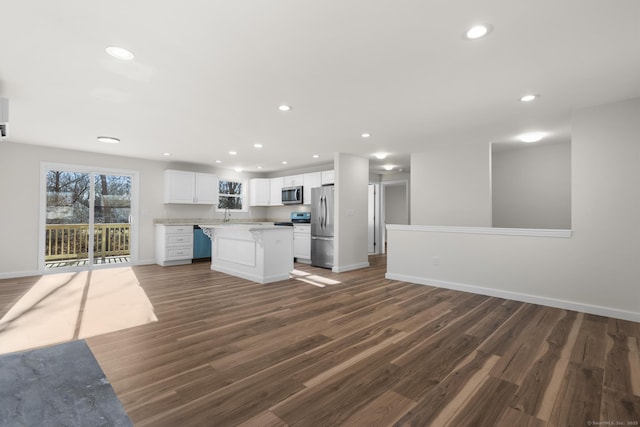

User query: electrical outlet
[433,256,440,266]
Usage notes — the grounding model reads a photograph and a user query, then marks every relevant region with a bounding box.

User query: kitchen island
[198,223,293,284]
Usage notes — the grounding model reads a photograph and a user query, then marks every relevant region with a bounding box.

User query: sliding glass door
[92,174,132,266]
[43,165,135,271]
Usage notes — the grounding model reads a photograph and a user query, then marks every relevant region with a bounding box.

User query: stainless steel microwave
[282,186,303,205]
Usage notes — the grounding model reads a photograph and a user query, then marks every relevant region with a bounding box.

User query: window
[217,178,247,211]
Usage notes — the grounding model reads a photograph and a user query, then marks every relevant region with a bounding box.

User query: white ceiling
[1,1,639,174]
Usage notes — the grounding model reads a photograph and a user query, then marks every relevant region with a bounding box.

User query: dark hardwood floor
[2,255,640,426]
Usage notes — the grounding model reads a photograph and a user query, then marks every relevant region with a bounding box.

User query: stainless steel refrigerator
[311,185,334,268]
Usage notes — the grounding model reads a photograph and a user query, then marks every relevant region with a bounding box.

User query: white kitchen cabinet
[249,178,271,206]
[283,174,304,187]
[303,172,321,205]
[270,177,284,206]
[194,173,218,204]
[293,224,311,262]
[155,224,193,266]
[321,170,335,185]
[164,170,217,204]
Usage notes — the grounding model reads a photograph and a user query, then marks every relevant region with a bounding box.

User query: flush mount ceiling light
[229,151,237,155]
[383,165,394,171]
[520,94,538,102]
[278,105,292,112]
[282,161,288,164]
[163,152,171,156]
[234,167,243,172]
[253,143,263,148]
[105,46,134,60]
[519,132,546,143]
[374,152,387,160]
[312,154,319,158]
[97,136,120,144]
[465,24,493,40]
[361,133,371,138]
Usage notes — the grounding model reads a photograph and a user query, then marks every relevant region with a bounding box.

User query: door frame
[39,162,140,274]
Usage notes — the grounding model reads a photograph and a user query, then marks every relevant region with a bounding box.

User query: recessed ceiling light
[520,94,538,102]
[361,133,371,138]
[519,132,546,143]
[383,165,394,171]
[97,136,120,144]
[374,152,387,160]
[253,143,263,148]
[465,24,492,40]
[105,46,134,60]
[215,160,222,163]
[278,105,292,112]
[234,167,243,172]
[163,152,171,156]
[257,165,263,169]
[312,154,319,158]
[282,161,288,165]
[229,151,237,155]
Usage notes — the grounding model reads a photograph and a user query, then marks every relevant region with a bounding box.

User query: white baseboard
[211,265,290,284]
[332,262,370,273]
[137,259,156,266]
[0,270,41,280]
[385,273,640,323]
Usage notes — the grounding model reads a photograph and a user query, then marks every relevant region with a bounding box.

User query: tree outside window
[217,178,246,211]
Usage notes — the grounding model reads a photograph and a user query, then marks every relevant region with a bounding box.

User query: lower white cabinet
[156,225,193,266]
[293,224,311,262]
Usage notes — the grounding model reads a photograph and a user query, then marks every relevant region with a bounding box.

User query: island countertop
[198,223,293,284]
[197,222,287,231]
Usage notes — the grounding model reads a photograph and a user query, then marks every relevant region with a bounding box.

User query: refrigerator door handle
[311,236,333,241]
[318,196,324,229]
[323,195,327,228]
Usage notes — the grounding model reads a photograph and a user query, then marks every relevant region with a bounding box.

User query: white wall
[387,97,640,321]
[334,153,369,272]
[411,144,491,226]
[0,142,265,277]
[492,142,571,229]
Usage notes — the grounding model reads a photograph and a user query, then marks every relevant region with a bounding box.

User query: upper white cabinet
[283,174,304,187]
[321,170,335,185]
[164,170,217,204]
[270,177,284,206]
[249,178,271,206]
[194,173,218,204]
[303,172,321,205]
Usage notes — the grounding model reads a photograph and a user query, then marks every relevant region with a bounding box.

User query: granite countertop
[154,218,287,226]
[198,222,293,231]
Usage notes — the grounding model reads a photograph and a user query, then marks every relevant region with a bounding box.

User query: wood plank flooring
[2,255,640,426]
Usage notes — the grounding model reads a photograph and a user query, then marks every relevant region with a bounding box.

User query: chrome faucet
[224,207,231,223]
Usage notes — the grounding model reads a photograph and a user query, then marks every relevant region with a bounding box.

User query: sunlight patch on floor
[290,269,341,287]
[0,267,156,355]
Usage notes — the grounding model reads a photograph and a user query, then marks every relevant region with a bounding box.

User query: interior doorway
[381,180,409,253]
[40,163,138,272]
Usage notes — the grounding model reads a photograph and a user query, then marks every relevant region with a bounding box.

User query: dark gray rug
[0,340,132,427]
